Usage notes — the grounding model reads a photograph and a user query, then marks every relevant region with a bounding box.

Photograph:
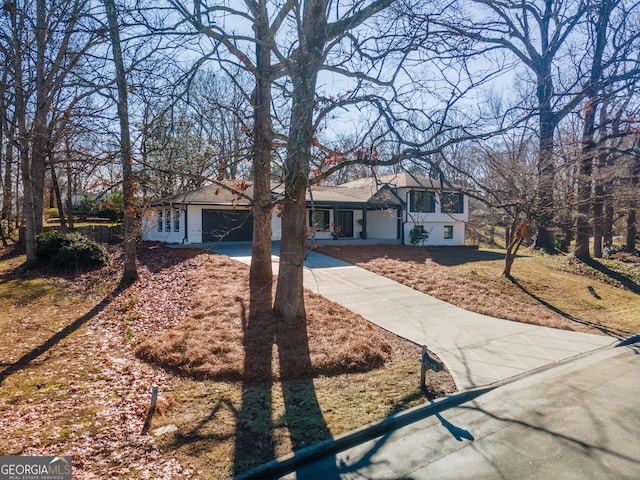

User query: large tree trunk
[533,76,557,253]
[627,155,640,252]
[604,200,614,249]
[273,90,311,320]
[592,113,609,258]
[273,1,328,323]
[575,1,611,259]
[21,0,48,267]
[249,1,274,318]
[105,0,138,285]
[575,106,596,259]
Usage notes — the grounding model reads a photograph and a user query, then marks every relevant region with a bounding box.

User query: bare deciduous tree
[104,0,138,284]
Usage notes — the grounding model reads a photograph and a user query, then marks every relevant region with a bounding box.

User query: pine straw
[317,245,601,334]
[135,250,394,381]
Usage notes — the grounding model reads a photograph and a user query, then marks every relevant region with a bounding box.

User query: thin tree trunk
[2,133,13,228]
[627,155,640,252]
[503,219,530,277]
[49,159,67,229]
[0,120,5,246]
[104,0,138,285]
[65,137,74,229]
[628,207,637,253]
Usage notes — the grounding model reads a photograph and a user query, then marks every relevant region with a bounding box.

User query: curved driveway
[212,244,616,390]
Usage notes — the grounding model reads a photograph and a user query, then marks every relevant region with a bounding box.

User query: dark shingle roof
[151,181,253,207]
[151,173,461,207]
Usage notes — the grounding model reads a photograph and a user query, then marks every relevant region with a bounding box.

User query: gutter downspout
[183,206,188,244]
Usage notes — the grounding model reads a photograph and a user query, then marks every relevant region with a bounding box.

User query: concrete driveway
[210,243,617,390]
[279,341,640,480]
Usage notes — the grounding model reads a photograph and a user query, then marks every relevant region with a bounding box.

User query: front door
[336,210,354,237]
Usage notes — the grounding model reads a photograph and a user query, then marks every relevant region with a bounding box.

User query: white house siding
[141,207,186,243]
[354,210,364,238]
[403,221,465,246]
[398,187,468,246]
[271,211,282,241]
[186,205,203,243]
[142,205,284,244]
[366,209,398,239]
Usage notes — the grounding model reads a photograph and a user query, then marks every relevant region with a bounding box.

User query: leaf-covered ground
[0,243,454,478]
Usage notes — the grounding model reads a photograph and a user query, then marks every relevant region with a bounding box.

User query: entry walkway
[211,244,616,390]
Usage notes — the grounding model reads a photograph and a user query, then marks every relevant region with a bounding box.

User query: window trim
[410,190,436,213]
[440,192,464,214]
[165,209,171,232]
[444,225,454,239]
[173,209,181,232]
[309,209,331,231]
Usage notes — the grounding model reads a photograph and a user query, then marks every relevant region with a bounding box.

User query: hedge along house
[140,173,469,246]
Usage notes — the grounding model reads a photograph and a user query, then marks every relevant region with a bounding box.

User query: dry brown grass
[135,252,394,380]
[1,242,455,478]
[317,245,640,336]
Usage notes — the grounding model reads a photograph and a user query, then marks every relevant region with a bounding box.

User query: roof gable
[150,173,463,208]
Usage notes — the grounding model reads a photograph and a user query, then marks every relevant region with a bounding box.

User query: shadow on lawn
[0,289,119,385]
[423,247,508,266]
[507,276,634,339]
[318,245,508,268]
[582,258,640,294]
[233,302,341,479]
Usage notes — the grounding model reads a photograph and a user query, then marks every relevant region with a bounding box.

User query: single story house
[141,173,469,246]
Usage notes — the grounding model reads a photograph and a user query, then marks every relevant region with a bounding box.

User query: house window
[441,192,464,214]
[444,225,454,239]
[410,190,436,213]
[309,209,330,231]
[173,209,181,232]
[165,209,171,232]
[157,210,163,232]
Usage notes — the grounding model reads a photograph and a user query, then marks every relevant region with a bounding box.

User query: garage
[202,209,253,242]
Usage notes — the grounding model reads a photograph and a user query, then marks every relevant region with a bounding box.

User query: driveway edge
[234,385,493,480]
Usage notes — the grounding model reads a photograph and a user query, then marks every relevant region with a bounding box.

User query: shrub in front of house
[409,225,428,246]
[37,230,109,269]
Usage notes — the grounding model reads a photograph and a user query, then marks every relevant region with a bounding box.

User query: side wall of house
[142,205,283,244]
[397,187,468,246]
[366,209,399,239]
[140,207,186,243]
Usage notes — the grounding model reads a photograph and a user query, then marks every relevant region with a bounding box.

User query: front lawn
[0,243,454,479]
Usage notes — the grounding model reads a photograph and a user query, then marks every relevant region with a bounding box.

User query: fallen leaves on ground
[1,242,454,478]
